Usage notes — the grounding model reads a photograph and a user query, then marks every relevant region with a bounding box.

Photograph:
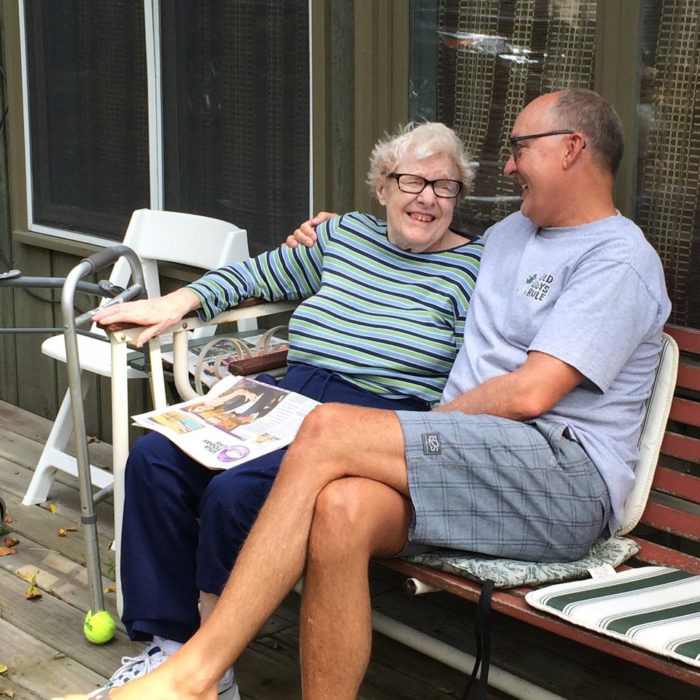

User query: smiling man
[59,89,671,700]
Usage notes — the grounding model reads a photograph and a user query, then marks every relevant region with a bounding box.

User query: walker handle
[72,245,146,327]
[81,244,136,274]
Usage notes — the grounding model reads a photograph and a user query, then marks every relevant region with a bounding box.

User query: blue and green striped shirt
[188,212,482,405]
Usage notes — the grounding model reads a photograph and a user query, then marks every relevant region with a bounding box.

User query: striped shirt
[187,212,482,405]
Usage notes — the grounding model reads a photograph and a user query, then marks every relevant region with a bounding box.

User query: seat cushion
[400,536,640,589]
[525,566,700,668]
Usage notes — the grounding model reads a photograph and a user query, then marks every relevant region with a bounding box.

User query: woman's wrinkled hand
[92,288,201,347]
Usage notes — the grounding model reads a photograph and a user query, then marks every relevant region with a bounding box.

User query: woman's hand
[92,288,201,347]
[283,211,338,248]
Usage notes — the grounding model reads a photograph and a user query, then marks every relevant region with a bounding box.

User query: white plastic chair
[23,208,254,505]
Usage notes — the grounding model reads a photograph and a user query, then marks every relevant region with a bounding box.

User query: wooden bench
[119,310,697,692]
[376,323,700,691]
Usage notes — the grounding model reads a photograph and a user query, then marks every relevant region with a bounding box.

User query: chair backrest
[616,332,679,535]
[96,209,252,337]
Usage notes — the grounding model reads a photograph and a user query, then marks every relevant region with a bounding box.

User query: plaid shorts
[396,411,611,562]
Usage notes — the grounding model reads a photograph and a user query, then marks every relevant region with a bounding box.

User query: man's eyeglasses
[509,130,575,160]
[388,173,463,199]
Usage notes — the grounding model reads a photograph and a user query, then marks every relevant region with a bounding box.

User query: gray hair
[367,122,475,201]
[550,88,624,175]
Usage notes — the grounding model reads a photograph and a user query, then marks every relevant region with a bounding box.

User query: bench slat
[640,501,700,540]
[652,465,700,503]
[661,432,700,464]
[630,536,700,573]
[665,324,700,354]
[669,396,700,428]
[677,363,700,392]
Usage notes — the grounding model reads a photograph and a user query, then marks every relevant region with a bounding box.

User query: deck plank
[0,567,137,678]
[0,460,116,573]
[0,616,107,699]
[3,398,698,699]
[0,531,119,621]
[0,399,113,467]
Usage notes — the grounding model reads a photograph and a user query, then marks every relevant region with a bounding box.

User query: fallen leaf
[24,573,42,600]
[0,665,7,674]
[3,537,19,548]
[48,504,57,514]
[0,547,17,557]
[2,515,11,524]
[66,526,78,532]
[87,435,102,444]
[1,688,15,697]
[104,585,116,594]
[57,529,67,537]
[13,469,19,474]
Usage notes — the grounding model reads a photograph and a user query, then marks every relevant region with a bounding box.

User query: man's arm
[284,211,338,248]
[437,351,584,420]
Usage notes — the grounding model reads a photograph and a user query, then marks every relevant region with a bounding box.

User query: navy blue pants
[120,364,428,642]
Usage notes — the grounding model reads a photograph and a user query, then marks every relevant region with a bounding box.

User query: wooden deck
[0,399,697,699]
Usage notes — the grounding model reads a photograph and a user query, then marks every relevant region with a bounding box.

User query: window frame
[17,0,314,247]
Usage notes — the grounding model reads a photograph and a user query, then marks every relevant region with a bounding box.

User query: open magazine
[132,375,319,470]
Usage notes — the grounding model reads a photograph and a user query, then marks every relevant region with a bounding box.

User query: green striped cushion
[525,566,700,668]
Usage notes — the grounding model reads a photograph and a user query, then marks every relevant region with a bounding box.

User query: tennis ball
[83,609,116,644]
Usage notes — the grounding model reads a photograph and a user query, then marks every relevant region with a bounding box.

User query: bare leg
[300,477,412,699]
[106,403,409,700]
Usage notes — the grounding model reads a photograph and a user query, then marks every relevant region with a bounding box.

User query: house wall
[0,1,697,445]
[0,1,410,442]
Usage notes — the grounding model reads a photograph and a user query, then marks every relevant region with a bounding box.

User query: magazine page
[132,375,319,470]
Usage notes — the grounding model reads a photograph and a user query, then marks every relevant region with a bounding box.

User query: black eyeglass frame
[388,172,463,199]
[508,129,577,160]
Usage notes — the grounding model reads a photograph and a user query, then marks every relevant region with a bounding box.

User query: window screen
[24,1,310,251]
[25,0,150,239]
[429,1,597,235]
[636,0,700,327]
[161,1,310,255]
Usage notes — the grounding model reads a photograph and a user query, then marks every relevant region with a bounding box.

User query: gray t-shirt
[442,211,671,533]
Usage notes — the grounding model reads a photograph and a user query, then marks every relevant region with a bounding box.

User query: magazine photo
[132,374,318,469]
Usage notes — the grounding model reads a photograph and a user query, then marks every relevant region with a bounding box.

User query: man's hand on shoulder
[283,211,338,248]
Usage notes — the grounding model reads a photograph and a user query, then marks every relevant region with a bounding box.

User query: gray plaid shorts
[396,411,611,562]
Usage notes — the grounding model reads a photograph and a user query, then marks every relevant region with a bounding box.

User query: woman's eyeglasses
[388,173,463,199]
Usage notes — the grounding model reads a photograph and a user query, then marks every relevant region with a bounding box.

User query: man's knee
[292,403,387,462]
[283,404,357,474]
[308,480,371,558]
[294,403,348,446]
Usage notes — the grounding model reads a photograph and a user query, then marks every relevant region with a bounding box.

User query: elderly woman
[84,122,482,699]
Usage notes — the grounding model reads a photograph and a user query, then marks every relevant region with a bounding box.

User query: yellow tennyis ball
[83,609,116,644]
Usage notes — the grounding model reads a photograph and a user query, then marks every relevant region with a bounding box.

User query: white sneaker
[101,641,170,689]
[93,638,239,698]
